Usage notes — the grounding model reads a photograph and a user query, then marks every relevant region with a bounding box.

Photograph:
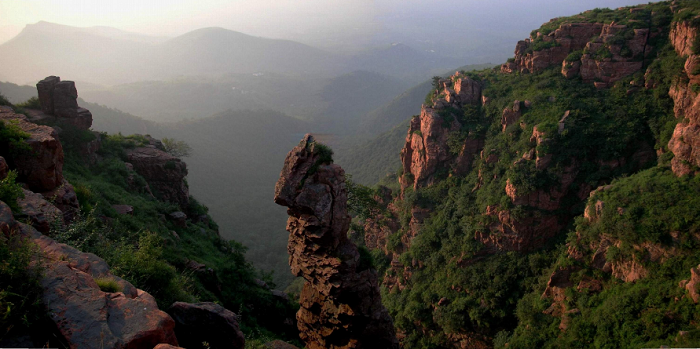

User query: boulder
[274,135,398,349]
[167,302,245,349]
[0,106,64,192]
[17,189,63,233]
[36,76,60,115]
[1,200,178,349]
[126,137,189,208]
[35,76,93,130]
[169,211,187,228]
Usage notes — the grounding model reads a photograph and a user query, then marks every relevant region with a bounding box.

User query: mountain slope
[355,2,700,348]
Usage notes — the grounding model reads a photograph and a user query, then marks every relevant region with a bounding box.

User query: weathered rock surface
[167,302,245,349]
[36,76,93,130]
[668,20,700,176]
[400,72,484,192]
[0,200,177,349]
[274,135,398,349]
[502,22,603,74]
[0,106,64,192]
[126,136,189,208]
[502,21,648,87]
[17,189,63,233]
[680,265,700,303]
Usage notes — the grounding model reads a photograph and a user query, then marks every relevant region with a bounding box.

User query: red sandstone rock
[274,135,398,349]
[17,189,63,233]
[670,20,698,57]
[36,76,93,130]
[126,136,189,208]
[0,106,64,192]
[4,201,177,349]
[681,265,700,303]
[400,72,484,192]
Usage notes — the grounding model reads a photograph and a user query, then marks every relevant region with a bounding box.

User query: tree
[162,138,192,158]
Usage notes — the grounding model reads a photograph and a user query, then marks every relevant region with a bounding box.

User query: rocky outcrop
[668,21,700,176]
[502,21,648,87]
[502,22,603,74]
[167,302,245,349]
[680,265,700,303]
[0,200,178,349]
[501,101,523,132]
[0,106,64,192]
[400,72,484,192]
[126,136,189,208]
[36,76,92,130]
[274,135,398,349]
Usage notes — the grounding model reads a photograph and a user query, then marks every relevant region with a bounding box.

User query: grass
[94,277,122,293]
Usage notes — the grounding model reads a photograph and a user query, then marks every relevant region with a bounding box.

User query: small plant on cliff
[162,137,192,158]
[0,171,25,213]
[565,50,583,62]
[94,277,122,293]
[346,175,380,220]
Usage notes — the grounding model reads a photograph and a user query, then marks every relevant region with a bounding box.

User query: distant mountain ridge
[0,21,485,86]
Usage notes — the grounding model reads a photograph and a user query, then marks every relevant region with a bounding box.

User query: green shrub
[0,120,30,156]
[565,50,583,62]
[94,277,122,293]
[0,171,25,213]
[0,230,43,338]
[14,97,41,110]
[162,137,192,158]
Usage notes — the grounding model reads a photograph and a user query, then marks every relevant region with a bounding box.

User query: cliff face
[501,16,651,88]
[667,21,700,176]
[400,72,484,192]
[274,135,398,349]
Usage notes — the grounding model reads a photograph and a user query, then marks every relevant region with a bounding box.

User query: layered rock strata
[274,135,398,349]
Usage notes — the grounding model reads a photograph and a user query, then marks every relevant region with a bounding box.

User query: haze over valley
[0,0,659,287]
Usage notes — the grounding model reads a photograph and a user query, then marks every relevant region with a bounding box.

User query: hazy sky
[1,0,658,46]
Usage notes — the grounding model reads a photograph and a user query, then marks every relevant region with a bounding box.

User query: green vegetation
[162,137,193,158]
[0,227,43,342]
[367,2,700,347]
[0,119,31,157]
[48,125,299,341]
[506,167,700,348]
[14,97,41,110]
[0,171,25,213]
[94,277,122,293]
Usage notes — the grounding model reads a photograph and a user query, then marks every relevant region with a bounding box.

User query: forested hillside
[354,2,700,347]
